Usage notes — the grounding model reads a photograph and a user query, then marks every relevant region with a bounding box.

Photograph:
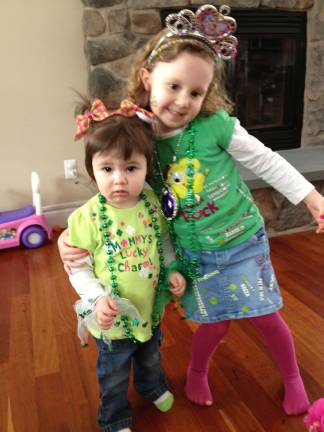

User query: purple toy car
[0,172,52,249]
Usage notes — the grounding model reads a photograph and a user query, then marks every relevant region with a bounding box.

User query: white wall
[0,0,96,214]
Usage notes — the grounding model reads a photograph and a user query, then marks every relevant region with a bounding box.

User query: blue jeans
[95,326,169,432]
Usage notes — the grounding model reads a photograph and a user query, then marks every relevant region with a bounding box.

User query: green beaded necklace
[98,191,167,342]
[153,122,201,280]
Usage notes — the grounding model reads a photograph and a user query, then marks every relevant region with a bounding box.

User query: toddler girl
[67,98,186,432]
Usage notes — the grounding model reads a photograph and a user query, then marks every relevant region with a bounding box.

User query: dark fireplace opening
[160,9,306,151]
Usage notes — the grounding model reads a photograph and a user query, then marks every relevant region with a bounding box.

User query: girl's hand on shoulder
[169,271,186,297]
[96,296,118,330]
[57,228,89,273]
[303,189,324,234]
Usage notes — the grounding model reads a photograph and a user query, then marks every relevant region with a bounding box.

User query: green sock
[153,391,174,412]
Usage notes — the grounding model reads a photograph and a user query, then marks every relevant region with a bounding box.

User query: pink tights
[185,312,310,415]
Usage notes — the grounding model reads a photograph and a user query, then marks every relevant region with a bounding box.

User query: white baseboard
[43,200,85,228]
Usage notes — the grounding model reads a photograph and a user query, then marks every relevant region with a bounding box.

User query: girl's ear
[139,68,151,91]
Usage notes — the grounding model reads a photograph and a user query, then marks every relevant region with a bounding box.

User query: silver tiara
[149,4,238,63]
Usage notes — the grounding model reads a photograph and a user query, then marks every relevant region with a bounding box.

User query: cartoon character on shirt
[166,157,207,202]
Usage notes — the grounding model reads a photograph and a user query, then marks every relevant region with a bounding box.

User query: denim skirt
[182,227,283,323]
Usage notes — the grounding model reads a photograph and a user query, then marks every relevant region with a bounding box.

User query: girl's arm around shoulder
[58,196,99,273]
[57,228,89,273]
[228,119,314,205]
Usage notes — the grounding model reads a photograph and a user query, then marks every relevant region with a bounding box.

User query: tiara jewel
[151,4,238,62]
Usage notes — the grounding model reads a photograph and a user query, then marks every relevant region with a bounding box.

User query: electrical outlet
[64,159,78,179]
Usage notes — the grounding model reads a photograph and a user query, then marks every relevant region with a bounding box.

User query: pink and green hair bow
[75,98,155,140]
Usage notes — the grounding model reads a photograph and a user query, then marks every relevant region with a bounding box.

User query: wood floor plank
[56,331,98,432]
[28,247,60,377]
[0,249,29,364]
[7,398,15,432]
[280,270,324,318]
[0,365,9,432]
[0,280,11,364]
[9,295,39,432]
[35,373,70,432]
[280,291,324,360]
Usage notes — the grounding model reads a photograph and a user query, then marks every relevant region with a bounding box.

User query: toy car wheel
[21,226,47,248]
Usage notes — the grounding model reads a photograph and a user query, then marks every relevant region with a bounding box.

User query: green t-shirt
[153,110,264,250]
[68,189,169,342]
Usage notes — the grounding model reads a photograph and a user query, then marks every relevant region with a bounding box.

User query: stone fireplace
[80,0,324,234]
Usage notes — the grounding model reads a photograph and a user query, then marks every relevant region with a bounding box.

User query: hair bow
[75,98,155,140]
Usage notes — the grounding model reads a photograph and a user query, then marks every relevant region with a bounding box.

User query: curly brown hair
[127,29,233,115]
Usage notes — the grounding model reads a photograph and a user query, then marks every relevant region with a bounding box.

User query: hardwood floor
[1,230,323,432]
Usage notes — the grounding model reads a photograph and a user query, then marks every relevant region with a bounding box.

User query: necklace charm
[155,130,184,221]
[161,186,179,221]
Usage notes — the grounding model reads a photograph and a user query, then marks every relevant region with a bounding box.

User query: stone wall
[80,0,324,234]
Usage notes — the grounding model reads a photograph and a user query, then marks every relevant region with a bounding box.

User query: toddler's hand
[304,189,324,234]
[169,271,186,297]
[96,296,118,330]
[57,228,89,274]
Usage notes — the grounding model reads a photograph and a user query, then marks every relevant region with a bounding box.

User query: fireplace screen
[161,9,306,151]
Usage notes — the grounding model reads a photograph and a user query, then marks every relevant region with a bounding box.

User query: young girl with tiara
[67,98,186,432]
[59,5,324,416]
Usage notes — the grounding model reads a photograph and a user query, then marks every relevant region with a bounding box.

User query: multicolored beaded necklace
[153,123,201,280]
[98,191,166,342]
